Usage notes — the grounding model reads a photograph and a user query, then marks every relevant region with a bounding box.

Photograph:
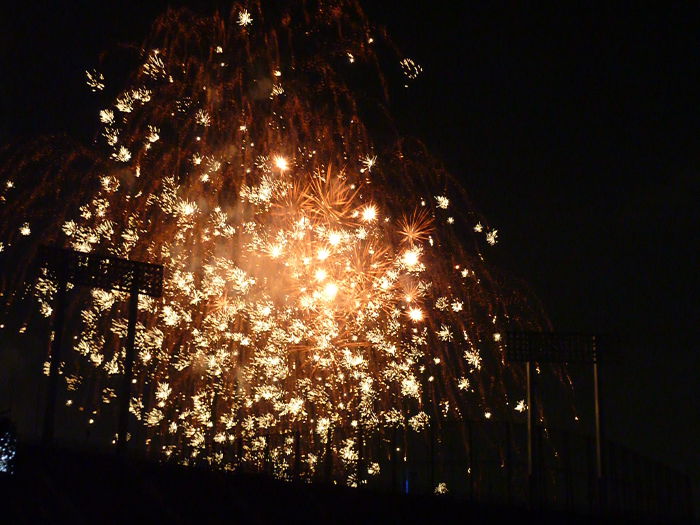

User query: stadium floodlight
[505,331,604,505]
[37,246,163,453]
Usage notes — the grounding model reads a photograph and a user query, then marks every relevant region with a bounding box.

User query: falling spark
[143,51,166,79]
[195,109,212,126]
[274,155,289,171]
[361,205,377,222]
[400,58,423,80]
[486,229,498,245]
[360,154,376,173]
[99,109,114,124]
[238,9,253,27]
[86,70,105,92]
[112,146,131,162]
[434,482,448,495]
[146,125,160,143]
[408,307,424,322]
[402,248,420,267]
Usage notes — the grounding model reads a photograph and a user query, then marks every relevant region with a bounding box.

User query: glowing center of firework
[322,282,339,301]
[317,248,330,261]
[274,155,289,171]
[328,231,341,246]
[402,249,420,267]
[315,269,327,282]
[361,205,377,222]
[408,307,424,322]
[269,244,283,258]
[180,201,197,215]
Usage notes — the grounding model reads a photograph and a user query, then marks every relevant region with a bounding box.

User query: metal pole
[592,336,605,509]
[526,360,533,476]
[264,433,270,474]
[537,424,545,505]
[356,423,364,486]
[563,430,574,511]
[294,430,301,480]
[391,427,398,493]
[210,390,219,457]
[526,360,535,506]
[429,421,435,491]
[42,275,67,445]
[505,421,513,505]
[467,419,475,500]
[592,339,602,478]
[236,432,243,470]
[324,431,332,483]
[116,286,139,454]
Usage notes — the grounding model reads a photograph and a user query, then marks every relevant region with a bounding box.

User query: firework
[0,1,547,483]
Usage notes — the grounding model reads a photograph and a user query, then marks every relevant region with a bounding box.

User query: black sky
[1,0,698,491]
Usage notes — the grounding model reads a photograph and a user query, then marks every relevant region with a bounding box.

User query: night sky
[1,0,698,496]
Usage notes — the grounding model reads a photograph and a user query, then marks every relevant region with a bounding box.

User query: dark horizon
[0,0,697,507]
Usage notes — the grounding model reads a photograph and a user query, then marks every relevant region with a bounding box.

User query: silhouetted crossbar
[505,331,599,363]
[37,245,163,297]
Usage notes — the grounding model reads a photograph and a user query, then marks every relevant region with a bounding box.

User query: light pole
[505,331,604,507]
[37,246,163,453]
